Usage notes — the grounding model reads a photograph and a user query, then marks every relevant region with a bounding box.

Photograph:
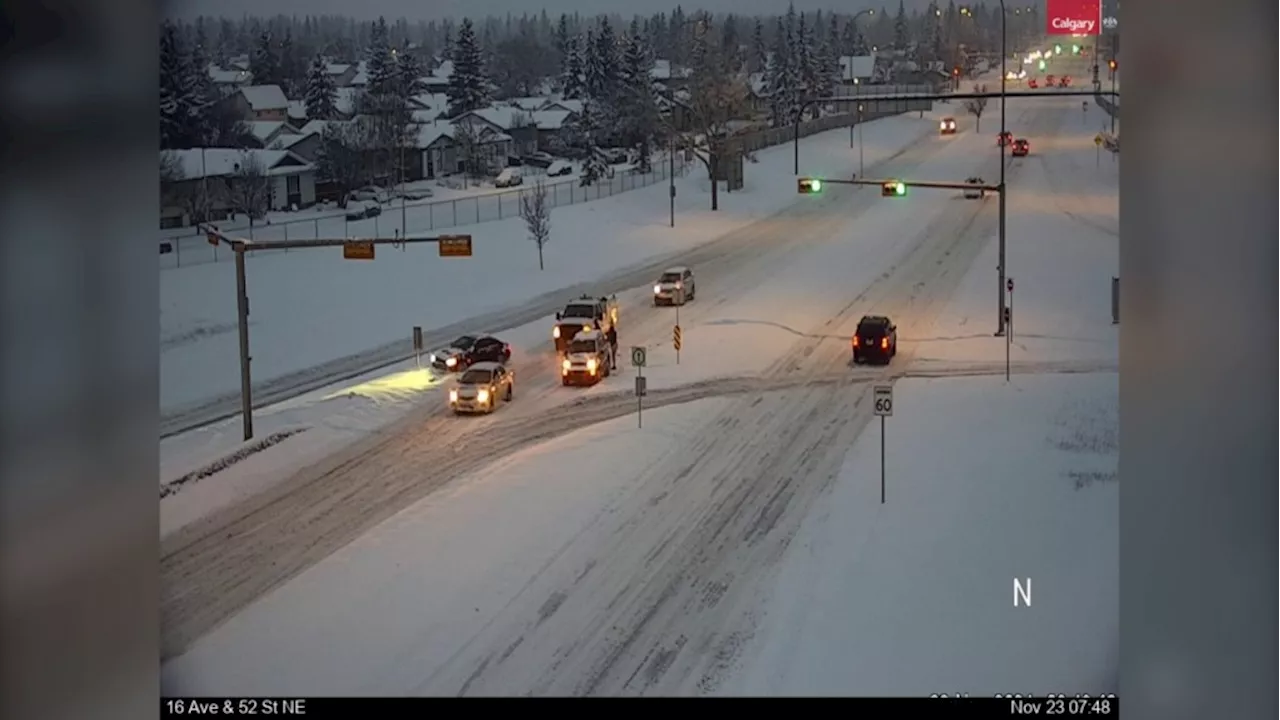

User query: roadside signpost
[673,324,682,364]
[874,385,893,504]
[1005,277,1014,381]
[631,346,647,427]
[412,326,423,368]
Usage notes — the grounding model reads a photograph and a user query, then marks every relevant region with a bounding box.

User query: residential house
[451,108,523,162]
[650,59,693,91]
[160,148,317,226]
[838,55,890,86]
[207,64,253,95]
[409,93,449,123]
[349,61,369,89]
[325,62,358,87]
[538,98,584,115]
[746,72,770,114]
[333,87,362,119]
[421,60,452,93]
[287,101,308,125]
[416,122,457,179]
[269,129,322,163]
[230,85,290,122]
[227,54,250,72]
[501,97,550,112]
[244,121,297,148]
[526,110,576,150]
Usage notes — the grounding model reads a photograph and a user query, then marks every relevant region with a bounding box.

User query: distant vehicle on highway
[430,334,512,372]
[998,131,1014,146]
[1059,75,1072,87]
[1028,78,1039,89]
[1011,138,1031,157]
[448,362,514,415]
[653,266,696,306]
[1046,74,1056,85]
[853,315,898,365]
[939,117,958,134]
[345,202,381,221]
[963,177,986,199]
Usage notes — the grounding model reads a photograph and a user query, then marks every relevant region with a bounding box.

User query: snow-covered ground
[161,114,937,420]
[160,106,1002,539]
[161,94,1117,694]
[162,370,1118,696]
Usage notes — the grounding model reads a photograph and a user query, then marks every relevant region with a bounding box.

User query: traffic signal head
[881,181,906,197]
[1054,44,1062,54]
[1038,59,1047,70]
[953,67,960,76]
[1072,44,1080,54]
[1108,59,1117,71]
[798,177,822,194]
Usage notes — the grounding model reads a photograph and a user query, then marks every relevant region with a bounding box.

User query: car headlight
[562,359,571,371]
[477,389,490,403]
[429,353,437,363]
[587,358,597,373]
[654,284,661,293]
[445,357,457,367]
[583,325,591,333]
[553,327,560,338]
[448,389,458,402]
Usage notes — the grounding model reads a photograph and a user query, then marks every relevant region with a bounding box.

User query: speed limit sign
[873,386,893,416]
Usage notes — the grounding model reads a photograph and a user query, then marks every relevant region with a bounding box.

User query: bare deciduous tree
[964,83,989,133]
[451,121,485,185]
[661,41,752,211]
[519,178,551,270]
[318,120,374,206]
[227,152,272,227]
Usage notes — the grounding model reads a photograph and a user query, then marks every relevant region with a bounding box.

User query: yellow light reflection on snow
[322,367,442,402]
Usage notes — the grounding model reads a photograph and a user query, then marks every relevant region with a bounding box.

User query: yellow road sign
[438,234,473,257]
[343,240,375,260]
[1094,133,1104,146]
[673,324,682,351]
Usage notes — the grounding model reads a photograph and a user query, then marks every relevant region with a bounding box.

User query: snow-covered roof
[325,63,352,75]
[650,59,693,81]
[409,92,449,115]
[350,70,368,86]
[163,149,313,180]
[540,98,584,114]
[503,97,549,111]
[208,65,252,85]
[287,101,307,121]
[269,133,311,149]
[839,55,878,79]
[238,85,289,111]
[247,121,289,143]
[413,123,454,148]
[747,72,768,96]
[298,119,334,136]
[529,109,573,130]
[432,60,453,79]
[455,106,541,131]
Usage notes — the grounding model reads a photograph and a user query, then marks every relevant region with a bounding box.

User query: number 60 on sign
[873,386,893,416]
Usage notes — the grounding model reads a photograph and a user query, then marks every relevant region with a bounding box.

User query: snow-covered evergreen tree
[160,21,197,149]
[720,14,742,72]
[303,53,337,120]
[893,0,910,54]
[250,30,280,87]
[561,35,586,99]
[688,14,709,73]
[619,29,658,170]
[278,30,300,95]
[395,43,427,99]
[183,28,218,144]
[366,18,398,96]
[445,18,491,117]
[927,1,946,66]
[750,19,768,74]
[764,16,797,127]
[797,12,817,117]
[585,19,620,103]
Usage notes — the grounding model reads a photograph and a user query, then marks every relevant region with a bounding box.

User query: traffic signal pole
[996,0,1008,337]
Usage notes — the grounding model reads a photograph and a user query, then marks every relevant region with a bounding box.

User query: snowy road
[162,96,1092,685]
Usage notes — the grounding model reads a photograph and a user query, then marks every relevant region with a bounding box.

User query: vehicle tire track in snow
[159,130,963,659]
[391,108,1083,696]
[161,124,945,438]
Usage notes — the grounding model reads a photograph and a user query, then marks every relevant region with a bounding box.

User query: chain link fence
[159,156,690,268]
[159,97,928,269]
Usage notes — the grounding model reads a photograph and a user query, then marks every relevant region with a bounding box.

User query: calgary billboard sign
[1046,0,1102,35]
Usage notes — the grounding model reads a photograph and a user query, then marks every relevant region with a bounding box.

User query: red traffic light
[1108,59,1117,71]
[952,67,960,76]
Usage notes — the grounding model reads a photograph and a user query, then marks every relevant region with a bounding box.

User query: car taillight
[853,334,860,346]
[880,337,889,349]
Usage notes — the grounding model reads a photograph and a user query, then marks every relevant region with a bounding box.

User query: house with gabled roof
[229,85,290,122]
[160,148,318,226]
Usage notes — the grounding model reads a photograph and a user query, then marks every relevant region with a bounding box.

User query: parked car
[345,202,381,221]
[494,167,523,188]
[390,187,433,201]
[546,160,573,177]
[998,131,1014,146]
[347,186,389,204]
[602,148,629,164]
[522,151,554,168]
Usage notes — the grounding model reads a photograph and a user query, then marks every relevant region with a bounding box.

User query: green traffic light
[1038,59,1046,70]
[896,183,906,195]
[811,179,822,192]
[1054,44,1062,54]
[1072,44,1080,54]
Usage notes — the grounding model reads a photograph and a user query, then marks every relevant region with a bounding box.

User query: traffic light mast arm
[799,177,1002,193]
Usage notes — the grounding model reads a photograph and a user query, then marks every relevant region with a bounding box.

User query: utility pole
[1109,63,1117,135]
[669,134,676,228]
[205,228,475,442]
[858,104,865,177]
[995,0,1009,337]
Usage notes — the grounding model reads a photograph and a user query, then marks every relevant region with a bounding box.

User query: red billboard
[1046,0,1101,35]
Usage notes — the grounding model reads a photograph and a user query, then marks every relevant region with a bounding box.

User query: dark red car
[998,131,1014,146]
[1011,139,1030,157]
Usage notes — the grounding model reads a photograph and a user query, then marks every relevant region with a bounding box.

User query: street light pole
[996,0,1009,337]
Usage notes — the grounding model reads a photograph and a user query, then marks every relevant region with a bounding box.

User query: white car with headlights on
[653,266,696,306]
[448,362,514,415]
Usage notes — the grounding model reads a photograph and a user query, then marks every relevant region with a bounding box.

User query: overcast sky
[166,0,972,22]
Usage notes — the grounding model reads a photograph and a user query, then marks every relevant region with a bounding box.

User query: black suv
[853,315,898,364]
